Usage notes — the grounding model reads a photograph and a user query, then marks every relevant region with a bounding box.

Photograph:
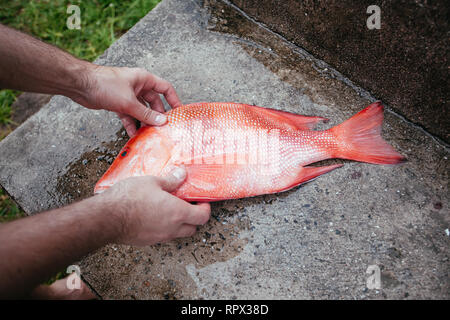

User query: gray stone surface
[0,0,448,299]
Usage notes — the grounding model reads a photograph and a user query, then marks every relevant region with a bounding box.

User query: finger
[137,96,149,108]
[157,165,187,192]
[141,73,182,109]
[126,98,167,126]
[182,202,211,226]
[117,113,137,137]
[136,97,156,127]
[175,224,197,238]
[142,91,165,113]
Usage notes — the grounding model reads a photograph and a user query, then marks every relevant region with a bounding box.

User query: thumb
[127,98,167,126]
[158,165,187,192]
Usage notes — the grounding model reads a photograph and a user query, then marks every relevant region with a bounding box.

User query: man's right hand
[100,166,211,246]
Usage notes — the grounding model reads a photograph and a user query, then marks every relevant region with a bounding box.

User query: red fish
[94,102,405,201]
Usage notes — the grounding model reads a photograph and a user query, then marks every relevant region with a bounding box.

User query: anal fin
[277,164,343,193]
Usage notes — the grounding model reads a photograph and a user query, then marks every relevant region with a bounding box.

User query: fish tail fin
[329,102,406,164]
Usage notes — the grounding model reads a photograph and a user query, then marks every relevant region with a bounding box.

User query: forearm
[0,24,93,98]
[0,195,123,298]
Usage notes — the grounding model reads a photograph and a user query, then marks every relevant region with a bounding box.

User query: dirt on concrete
[79,203,250,299]
[56,128,128,203]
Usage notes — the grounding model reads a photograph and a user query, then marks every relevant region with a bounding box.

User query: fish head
[94,127,172,194]
[94,143,142,194]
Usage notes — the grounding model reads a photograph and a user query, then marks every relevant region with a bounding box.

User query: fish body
[94,102,405,201]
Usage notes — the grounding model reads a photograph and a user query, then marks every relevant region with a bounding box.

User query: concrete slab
[0,0,448,299]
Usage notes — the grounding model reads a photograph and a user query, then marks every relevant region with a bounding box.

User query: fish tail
[329,102,406,164]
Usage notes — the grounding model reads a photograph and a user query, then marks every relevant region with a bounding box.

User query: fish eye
[120,147,130,158]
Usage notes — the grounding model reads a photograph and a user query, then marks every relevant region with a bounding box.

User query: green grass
[0,0,160,61]
[0,187,25,223]
[0,90,19,126]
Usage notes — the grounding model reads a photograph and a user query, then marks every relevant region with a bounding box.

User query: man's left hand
[73,66,181,137]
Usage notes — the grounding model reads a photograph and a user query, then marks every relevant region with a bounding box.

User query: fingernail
[155,114,166,125]
[172,167,186,180]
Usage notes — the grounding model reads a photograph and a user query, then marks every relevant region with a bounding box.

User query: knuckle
[126,68,145,83]
[130,67,143,74]
[200,206,211,224]
[190,206,210,225]
[156,176,172,189]
[116,103,128,114]
[172,208,187,224]
[146,176,158,185]
[137,69,149,79]
[200,211,210,225]
[137,68,152,80]
[163,82,173,94]
[122,67,135,78]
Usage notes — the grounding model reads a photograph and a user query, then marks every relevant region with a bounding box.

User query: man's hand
[101,166,211,246]
[74,66,182,137]
[0,166,211,297]
[0,24,181,137]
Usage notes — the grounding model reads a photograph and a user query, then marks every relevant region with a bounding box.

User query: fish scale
[95,102,405,201]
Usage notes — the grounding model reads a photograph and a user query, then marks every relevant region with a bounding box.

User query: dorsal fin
[247,104,328,130]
